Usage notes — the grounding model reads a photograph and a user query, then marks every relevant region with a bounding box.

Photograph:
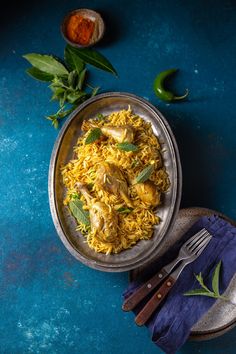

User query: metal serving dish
[48,92,182,272]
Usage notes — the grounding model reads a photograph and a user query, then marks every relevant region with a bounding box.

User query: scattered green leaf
[52,119,59,129]
[195,272,210,292]
[97,113,104,119]
[85,128,103,144]
[117,142,139,152]
[59,92,67,107]
[23,45,117,128]
[91,86,100,97]
[26,67,54,82]
[51,87,65,102]
[23,53,69,76]
[69,199,90,226]
[212,260,221,296]
[67,46,118,76]
[64,45,85,73]
[70,192,80,200]
[117,207,133,214]
[68,70,78,88]
[77,68,87,90]
[184,261,229,301]
[135,164,155,183]
[46,105,75,129]
[66,91,87,104]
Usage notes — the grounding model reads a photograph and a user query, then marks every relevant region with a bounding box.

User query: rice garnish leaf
[117,207,133,214]
[117,142,139,152]
[69,199,90,226]
[135,164,155,183]
[85,128,102,144]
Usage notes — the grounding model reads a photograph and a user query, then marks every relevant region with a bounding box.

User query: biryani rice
[61,107,170,254]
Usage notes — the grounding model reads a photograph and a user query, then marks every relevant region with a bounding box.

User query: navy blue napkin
[123,215,236,354]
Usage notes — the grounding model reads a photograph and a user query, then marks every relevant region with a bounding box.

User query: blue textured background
[1,0,236,353]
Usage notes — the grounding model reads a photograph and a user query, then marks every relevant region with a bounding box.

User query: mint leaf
[135,164,155,183]
[85,128,102,144]
[183,260,230,302]
[195,272,210,292]
[117,142,139,152]
[23,53,69,76]
[212,261,222,296]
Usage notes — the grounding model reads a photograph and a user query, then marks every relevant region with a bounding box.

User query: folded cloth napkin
[123,215,236,354]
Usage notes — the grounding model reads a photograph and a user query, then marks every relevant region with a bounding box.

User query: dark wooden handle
[135,275,176,326]
[122,269,168,312]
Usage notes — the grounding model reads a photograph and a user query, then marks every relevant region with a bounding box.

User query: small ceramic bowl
[61,8,105,48]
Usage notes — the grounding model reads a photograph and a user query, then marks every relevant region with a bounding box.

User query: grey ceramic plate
[130,207,236,340]
[48,92,182,272]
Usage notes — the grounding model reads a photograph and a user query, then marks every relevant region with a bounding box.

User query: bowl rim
[61,8,105,48]
[48,92,182,272]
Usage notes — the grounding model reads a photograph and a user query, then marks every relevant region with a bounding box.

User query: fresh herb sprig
[23,45,117,128]
[184,261,228,301]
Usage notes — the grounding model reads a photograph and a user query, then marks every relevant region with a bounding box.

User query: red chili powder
[66,14,95,45]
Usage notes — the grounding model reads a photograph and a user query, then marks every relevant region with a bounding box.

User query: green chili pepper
[153,68,189,102]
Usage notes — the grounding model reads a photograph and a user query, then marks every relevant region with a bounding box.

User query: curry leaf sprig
[23,45,117,128]
[184,261,229,301]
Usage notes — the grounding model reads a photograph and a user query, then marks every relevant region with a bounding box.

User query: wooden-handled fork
[122,228,212,326]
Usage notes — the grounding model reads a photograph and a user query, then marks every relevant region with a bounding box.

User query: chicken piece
[101,125,135,143]
[89,202,118,243]
[134,180,161,207]
[96,162,133,207]
[75,182,118,243]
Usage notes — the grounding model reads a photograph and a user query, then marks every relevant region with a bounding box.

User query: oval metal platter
[48,92,182,272]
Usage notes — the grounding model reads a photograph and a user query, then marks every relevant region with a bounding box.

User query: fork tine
[185,228,209,248]
[192,235,212,254]
[195,236,212,255]
[188,231,211,252]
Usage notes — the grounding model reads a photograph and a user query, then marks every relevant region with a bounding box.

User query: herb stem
[86,83,95,89]
[184,261,235,305]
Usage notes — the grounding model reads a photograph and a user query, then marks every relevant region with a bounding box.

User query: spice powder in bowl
[62,9,105,47]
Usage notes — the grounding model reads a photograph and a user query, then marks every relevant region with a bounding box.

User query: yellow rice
[61,107,170,254]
